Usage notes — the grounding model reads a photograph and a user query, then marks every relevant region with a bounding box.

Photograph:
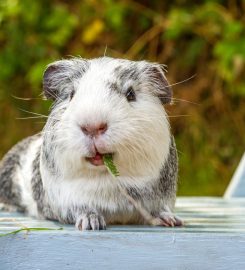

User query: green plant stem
[0,227,63,237]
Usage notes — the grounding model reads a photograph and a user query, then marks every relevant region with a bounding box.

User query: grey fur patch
[31,150,43,209]
[147,66,172,104]
[42,136,57,175]
[114,64,140,84]
[43,59,90,101]
[154,136,178,205]
[107,82,121,95]
[0,202,19,212]
[31,149,53,219]
[113,60,172,104]
[0,135,39,209]
[41,106,66,176]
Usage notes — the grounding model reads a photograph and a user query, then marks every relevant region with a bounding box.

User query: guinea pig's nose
[81,123,108,137]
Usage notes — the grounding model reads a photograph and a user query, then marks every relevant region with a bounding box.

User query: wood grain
[0,197,245,270]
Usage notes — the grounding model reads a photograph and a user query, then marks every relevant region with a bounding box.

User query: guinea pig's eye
[70,91,75,100]
[125,87,136,102]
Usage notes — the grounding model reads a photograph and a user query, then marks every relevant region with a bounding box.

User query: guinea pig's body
[0,57,181,230]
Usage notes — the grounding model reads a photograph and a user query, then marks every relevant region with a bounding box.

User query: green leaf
[103,154,119,177]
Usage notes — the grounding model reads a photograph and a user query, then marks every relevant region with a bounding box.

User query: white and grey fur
[0,57,182,230]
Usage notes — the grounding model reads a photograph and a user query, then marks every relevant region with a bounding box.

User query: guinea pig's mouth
[86,152,110,166]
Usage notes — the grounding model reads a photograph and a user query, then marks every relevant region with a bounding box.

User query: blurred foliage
[0,0,245,195]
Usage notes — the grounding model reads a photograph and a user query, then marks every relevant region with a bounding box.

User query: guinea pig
[0,57,182,230]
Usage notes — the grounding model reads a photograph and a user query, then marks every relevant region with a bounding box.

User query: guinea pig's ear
[43,59,88,101]
[146,65,172,104]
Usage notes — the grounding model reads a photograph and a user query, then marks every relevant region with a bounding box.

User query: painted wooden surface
[225,152,245,198]
[0,197,245,270]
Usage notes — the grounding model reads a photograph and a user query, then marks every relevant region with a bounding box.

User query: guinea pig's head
[42,57,172,179]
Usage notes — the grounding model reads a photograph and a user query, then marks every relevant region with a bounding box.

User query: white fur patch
[18,137,42,217]
[40,167,150,224]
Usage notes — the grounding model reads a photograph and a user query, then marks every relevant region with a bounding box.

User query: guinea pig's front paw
[75,211,106,231]
[155,211,183,227]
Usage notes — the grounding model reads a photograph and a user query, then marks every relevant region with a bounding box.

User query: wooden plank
[0,197,245,270]
[0,232,245,270]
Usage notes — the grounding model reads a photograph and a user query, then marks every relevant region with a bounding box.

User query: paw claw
[157,211,183,227]
[174,216,184,226]
[76,212,106,231]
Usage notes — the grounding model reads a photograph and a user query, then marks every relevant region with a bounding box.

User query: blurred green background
[0,0,244,195]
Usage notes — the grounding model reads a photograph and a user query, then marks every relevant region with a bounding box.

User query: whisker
[16,116,48,120]
[171,98,200,105]
[18,108,48,117]
[11,95,44,101]
[42,89,64,103]
[168,114,191,118]
[168,74,196,88]
[18,108,63,122]
[104,45,108,57]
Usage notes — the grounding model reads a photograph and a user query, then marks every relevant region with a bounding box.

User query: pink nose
[81,123,108,137]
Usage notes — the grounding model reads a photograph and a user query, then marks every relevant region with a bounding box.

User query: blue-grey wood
[225,152,245,198]
[1,197,245,270]
[1,232,245,270]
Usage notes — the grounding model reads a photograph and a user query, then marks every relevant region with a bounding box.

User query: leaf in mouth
[103,154,119,177]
